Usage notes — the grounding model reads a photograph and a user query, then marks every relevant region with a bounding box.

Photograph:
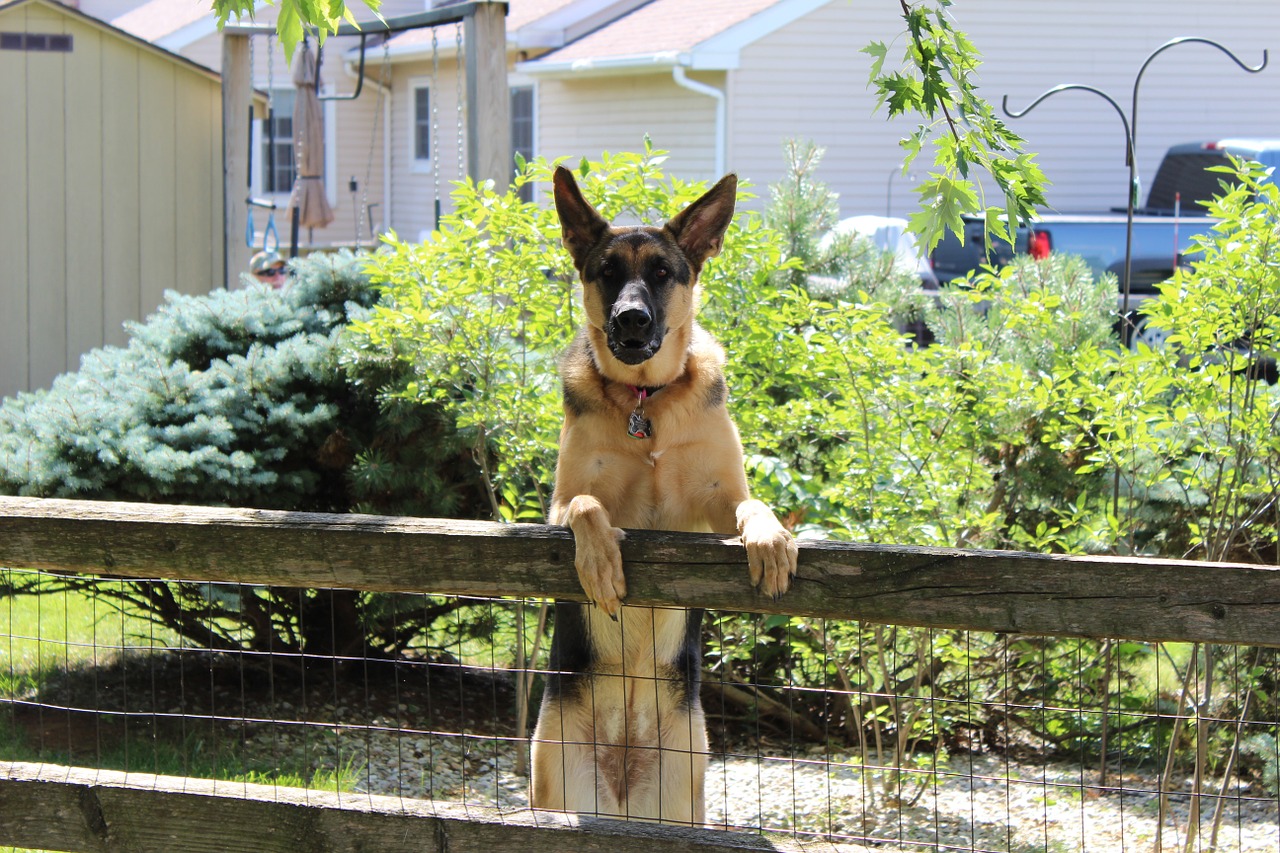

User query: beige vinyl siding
[0,0,224,398]
[64,17,105,364]
[730,0,1279,218]
[962,0,1278,213]
[0,6,31,391]
[21,3,68,394]
[728,0,893,215]
[536,71,719,186]
[388,56,468,240]
[184,30,388,255]
[100,31,143,348]
[175,28,221,71]
[328,71,388,246]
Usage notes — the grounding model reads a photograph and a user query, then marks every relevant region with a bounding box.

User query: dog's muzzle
[606,283,663,364]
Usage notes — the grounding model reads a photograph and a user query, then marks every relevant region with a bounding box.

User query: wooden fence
[1,494,1278,852]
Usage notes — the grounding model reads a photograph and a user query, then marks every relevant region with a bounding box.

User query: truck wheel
[1127,314,1171,352]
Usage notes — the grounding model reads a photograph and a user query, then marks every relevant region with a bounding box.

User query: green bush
[348,145,1142,764]
[4,139,1273,781]
[1058,154,1280,565]
[0,252,488,656]
[348,143,793,522]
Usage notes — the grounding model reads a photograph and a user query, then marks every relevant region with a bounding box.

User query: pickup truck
[929,139,1280,349]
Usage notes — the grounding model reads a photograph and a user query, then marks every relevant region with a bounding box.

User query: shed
[0,0,227,398]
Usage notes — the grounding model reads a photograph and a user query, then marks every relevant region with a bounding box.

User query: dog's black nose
[614,306,653,343]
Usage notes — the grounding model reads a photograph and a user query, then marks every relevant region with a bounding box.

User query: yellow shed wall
[0,0,225,398]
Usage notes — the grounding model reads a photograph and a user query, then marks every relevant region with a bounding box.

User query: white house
[38,0,1280,251]
[517,0,1280,218]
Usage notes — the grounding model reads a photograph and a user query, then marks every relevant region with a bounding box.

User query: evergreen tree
[0,251,487,656]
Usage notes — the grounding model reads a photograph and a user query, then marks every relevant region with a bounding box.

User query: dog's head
[553,166,736,367]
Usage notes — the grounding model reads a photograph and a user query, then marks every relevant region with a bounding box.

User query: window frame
[409,78,433,175]
[509,79,537,202]
[253,87,298,201]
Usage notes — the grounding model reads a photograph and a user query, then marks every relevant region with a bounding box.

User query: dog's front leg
[558,494,628,617]
[736,499,798,599]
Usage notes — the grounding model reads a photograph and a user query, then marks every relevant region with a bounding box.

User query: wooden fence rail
[3,494,1279,852]
[0,495,1277,647]
[0,762,819,853]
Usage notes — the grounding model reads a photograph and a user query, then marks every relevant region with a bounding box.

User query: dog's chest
[585,604,691,672]
[593,439,710,531]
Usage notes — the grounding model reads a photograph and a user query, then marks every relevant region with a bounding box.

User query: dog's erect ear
[553,166,609,270]
[664,174,737,274]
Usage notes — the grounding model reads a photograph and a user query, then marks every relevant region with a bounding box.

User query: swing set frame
[218,1,510,286]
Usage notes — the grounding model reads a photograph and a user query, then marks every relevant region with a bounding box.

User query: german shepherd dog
[529,167,799,825]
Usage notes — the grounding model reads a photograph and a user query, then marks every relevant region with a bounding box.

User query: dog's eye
[600,261,615,278]
[653,265,669,281]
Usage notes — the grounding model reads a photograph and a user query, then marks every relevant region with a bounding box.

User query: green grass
[1,575,174,697]
[2,577,363,853]
[2,574,363,795]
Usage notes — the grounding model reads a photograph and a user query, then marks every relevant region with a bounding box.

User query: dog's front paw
[573,523,628,617]
[738,500,798,599]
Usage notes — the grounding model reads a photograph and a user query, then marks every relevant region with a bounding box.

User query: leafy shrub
[1,256,361,507]
[347,144,1181,768]
[0,252,488,656]
[348,143,792,522]
[1078,154,1280,565]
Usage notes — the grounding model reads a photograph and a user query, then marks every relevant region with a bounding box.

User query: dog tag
[627,408,652,440]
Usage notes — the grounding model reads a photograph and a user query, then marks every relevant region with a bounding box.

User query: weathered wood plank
[221,33,252,290]
[465,0,511,190]
[0,495,1278,646]
[0,761,864,853]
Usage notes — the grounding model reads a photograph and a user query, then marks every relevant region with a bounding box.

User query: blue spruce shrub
[0,251,485,655]
[0,253,366,508]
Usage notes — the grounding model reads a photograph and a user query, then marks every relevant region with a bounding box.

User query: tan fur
[530,606,710,824]
[530,167,798,825]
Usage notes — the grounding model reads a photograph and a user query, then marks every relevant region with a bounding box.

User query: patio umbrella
[287,41,334,251]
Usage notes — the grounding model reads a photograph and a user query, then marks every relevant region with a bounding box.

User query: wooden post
[465,1,510,191]
[222,33,251,290]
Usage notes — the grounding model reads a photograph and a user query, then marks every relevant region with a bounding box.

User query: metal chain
[266,33,274,116]
[432,26,440,223]
[248,32,256,176]
[355,38,392,247]
[265,34,275,193]
[455,22,464,181]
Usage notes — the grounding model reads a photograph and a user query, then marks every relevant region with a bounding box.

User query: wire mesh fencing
[4,565,1279,852]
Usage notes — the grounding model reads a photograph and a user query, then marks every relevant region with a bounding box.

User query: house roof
[0,0,223,82]
[110,0,211,43]
[96,0,625,62]
[378,0,637,59]
[518,0,833,75]
[66,0,834,76]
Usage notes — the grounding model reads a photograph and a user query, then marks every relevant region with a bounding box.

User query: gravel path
[259,709,1280,853]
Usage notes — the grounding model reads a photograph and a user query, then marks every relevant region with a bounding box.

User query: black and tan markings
[529,166,798,826]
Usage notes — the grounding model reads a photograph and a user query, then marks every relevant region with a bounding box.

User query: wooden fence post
[221,32,251,290]
[465,0,510,191]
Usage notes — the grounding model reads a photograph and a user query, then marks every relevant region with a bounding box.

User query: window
[414,86,432,164]
[511,86,535,202]
[261,89,296,194]
[1,31,73,51]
